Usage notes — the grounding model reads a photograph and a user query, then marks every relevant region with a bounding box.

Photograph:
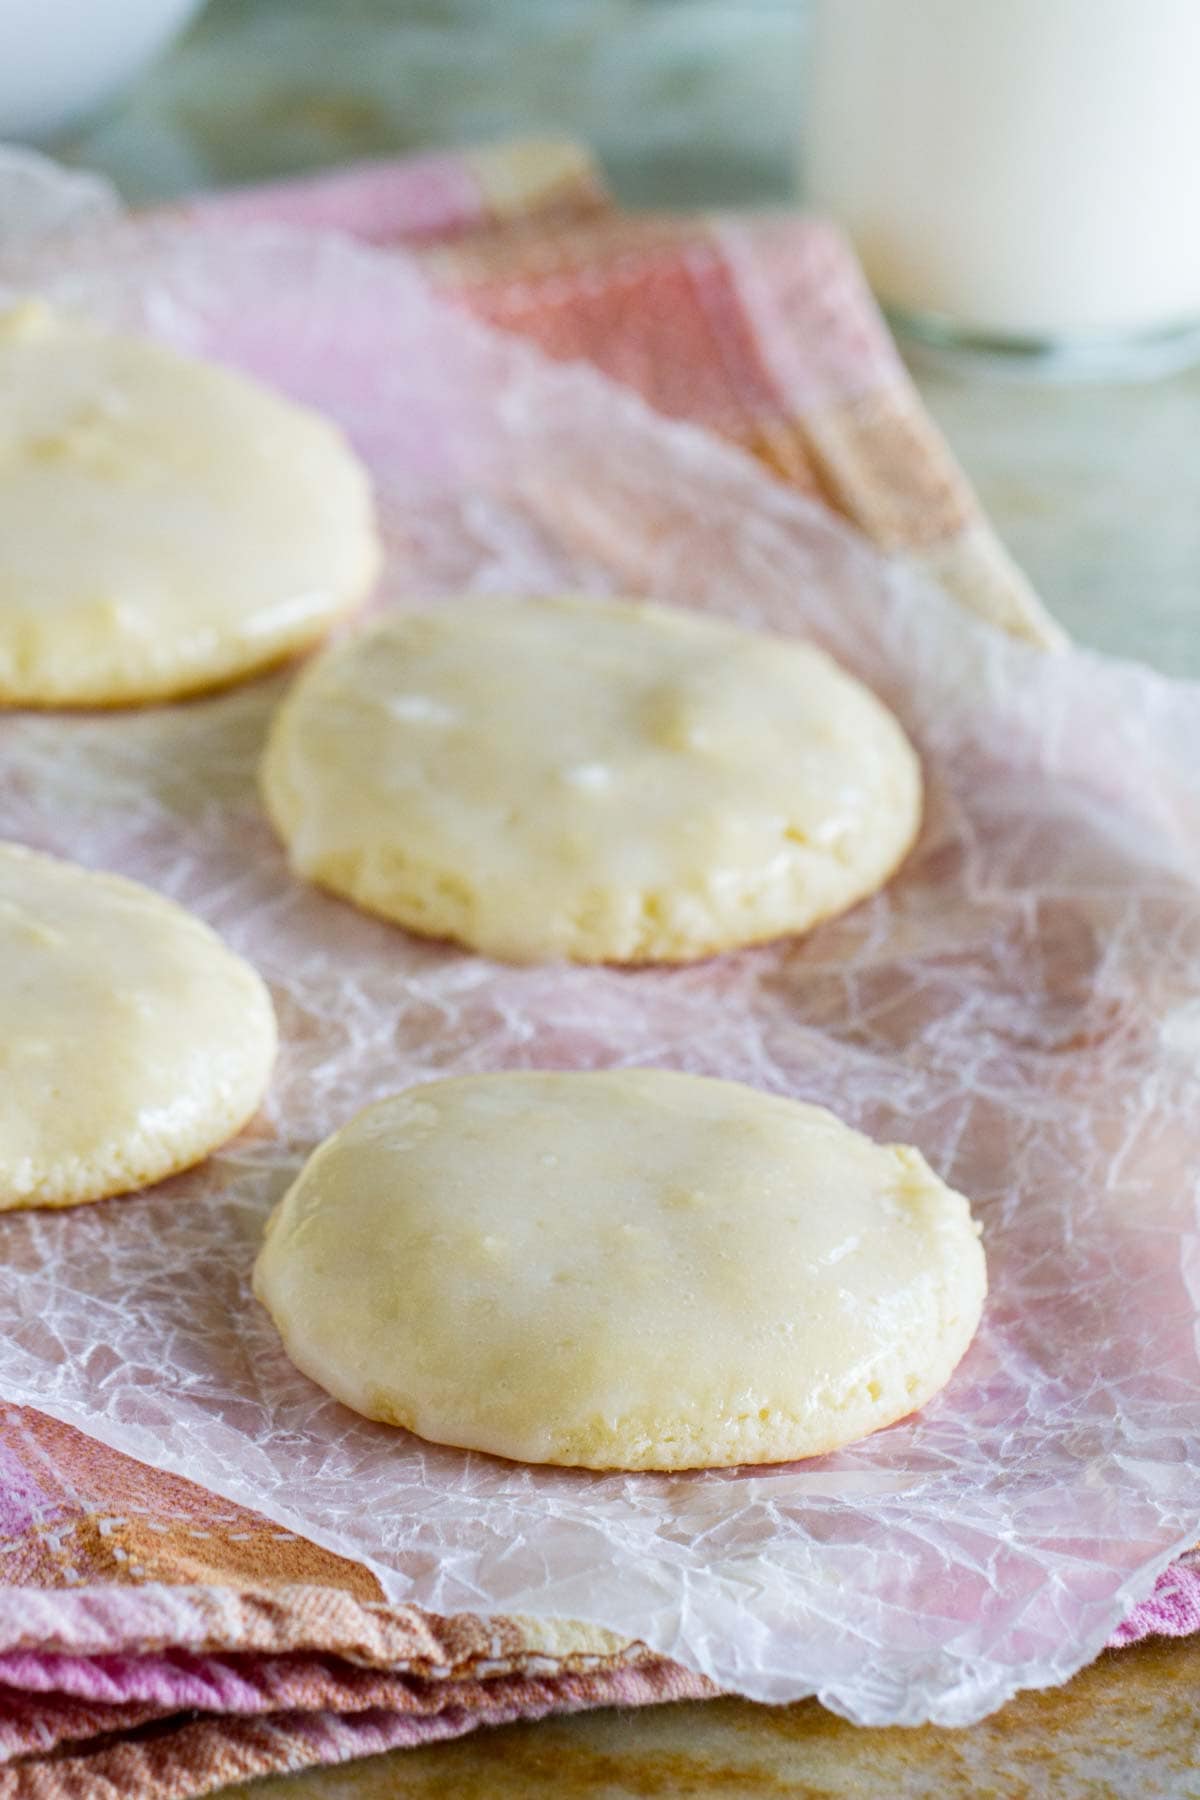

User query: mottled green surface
[916,360,1200,679]
[50,6,1200,1792]
[60,0,806,208]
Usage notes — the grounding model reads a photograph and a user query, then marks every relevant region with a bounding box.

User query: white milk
[803,0,1200,341]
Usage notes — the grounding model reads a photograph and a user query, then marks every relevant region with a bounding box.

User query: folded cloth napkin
[1,137,1193,1799]
[188,139,1059,648]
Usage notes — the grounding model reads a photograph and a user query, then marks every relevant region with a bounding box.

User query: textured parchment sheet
[2,171,1200,1725]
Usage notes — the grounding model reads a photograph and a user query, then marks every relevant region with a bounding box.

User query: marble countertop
[915,360,1200,680]
[55,3,1200,1792]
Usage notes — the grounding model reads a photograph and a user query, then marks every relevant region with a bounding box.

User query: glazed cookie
[0,301,379,705]
[260,595,922,963]
[254,1069,986,1470]
[0,843,277,1208]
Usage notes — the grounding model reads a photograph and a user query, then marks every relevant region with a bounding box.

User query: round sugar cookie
[254,1069,986,1470]
[0,301,380,706]
[0,843,277,1209]
[260,595,923,963]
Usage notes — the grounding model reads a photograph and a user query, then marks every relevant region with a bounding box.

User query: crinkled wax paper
[2,158,1200,1726]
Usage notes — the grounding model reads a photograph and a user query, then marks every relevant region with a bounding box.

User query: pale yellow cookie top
[260,595,923,963]
[0,843,277,1208]
[254,1069,986,1470]
[0,301,380,706]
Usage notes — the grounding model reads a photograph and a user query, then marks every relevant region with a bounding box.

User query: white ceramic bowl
[0,0,205,142]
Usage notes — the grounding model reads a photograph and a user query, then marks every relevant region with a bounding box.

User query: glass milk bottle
[802,0,1200,374]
